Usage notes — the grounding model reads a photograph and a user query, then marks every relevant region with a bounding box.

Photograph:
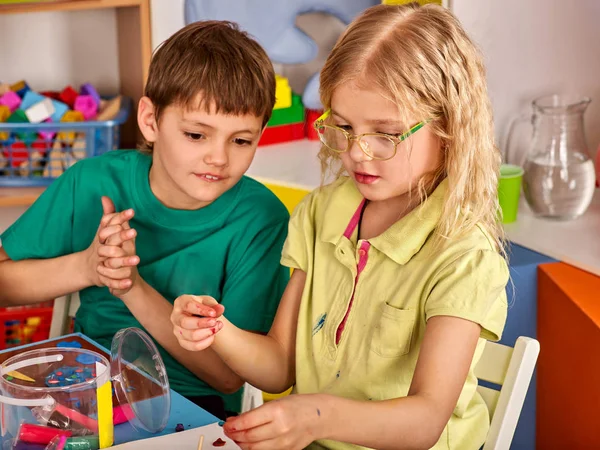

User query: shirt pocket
[371,303,416,358]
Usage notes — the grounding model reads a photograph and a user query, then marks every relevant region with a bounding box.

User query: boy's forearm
[211,318,294,394]
[120,279,245,394]
[0,251,91,306]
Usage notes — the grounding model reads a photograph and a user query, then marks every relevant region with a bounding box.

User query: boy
[0,21,289,419]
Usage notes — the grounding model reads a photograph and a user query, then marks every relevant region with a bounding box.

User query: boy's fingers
[97,264,134,280]
[107,209,134,227]
[98,275,132,291]
[179,315,218,330]
[97,245,128,258]
[103,256,140,269]
[105,228,137,246]
[98,225,123,244]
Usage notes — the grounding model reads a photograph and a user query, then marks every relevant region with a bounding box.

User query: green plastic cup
[498,164,524,224]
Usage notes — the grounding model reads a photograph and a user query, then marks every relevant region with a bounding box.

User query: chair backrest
[49,292,80,338]
[475,336,540,450]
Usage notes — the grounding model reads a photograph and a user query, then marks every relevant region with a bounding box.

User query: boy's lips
[194,172,225,182]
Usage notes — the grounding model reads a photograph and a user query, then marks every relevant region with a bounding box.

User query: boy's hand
[95,198,140,297]
[171,295,225,351]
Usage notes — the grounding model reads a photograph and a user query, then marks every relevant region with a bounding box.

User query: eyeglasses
[313,110,429,161]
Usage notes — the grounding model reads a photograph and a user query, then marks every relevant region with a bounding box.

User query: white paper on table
[111,423,240,449]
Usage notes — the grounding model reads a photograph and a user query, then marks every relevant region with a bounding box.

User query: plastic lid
[110,328,170,433]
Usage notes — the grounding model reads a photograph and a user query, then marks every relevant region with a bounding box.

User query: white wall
[454,0,600,162]
[0,9,120,94]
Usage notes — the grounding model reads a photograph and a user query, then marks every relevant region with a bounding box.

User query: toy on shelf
[305,108,324,141]
[259,91,305,146]
[0,80,130,186]
[274,75,292,110]
[0,329,170,450]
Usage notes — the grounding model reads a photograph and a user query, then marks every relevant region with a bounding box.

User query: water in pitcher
[523,153,595,220]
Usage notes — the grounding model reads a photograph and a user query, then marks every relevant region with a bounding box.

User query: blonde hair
[319,2,504,254]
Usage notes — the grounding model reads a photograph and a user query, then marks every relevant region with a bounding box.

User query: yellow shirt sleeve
[425,249,509,341]
[280,193,315,272]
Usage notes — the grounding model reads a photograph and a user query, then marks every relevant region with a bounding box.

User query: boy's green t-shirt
[0,150,290,412]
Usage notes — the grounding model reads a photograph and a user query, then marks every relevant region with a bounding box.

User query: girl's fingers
[98,275,132,291]
[97,245,128,258]
[97,264,134,280]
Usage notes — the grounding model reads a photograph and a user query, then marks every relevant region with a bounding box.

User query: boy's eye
[233,138,252,146]
[184,132,205,141]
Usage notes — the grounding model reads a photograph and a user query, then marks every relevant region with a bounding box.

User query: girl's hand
[171,295,225,351]
[224,394,323,450]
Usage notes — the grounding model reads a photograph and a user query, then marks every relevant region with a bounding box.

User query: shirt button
[359,249,366,257]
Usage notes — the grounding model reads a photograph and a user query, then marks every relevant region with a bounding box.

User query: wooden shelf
[0,0,151,147]
[0,0,143,15]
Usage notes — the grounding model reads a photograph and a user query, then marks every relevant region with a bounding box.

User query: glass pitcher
[506,94,595,220]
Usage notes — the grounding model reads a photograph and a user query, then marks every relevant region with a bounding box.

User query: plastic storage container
[0,328,170,450]
[0,96,131,187]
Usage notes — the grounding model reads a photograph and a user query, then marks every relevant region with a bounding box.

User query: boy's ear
[138,96,159,144]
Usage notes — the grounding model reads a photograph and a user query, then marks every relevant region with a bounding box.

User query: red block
[40,91,61,101]
[59,86,78,109]
[3,140,50,168]
[305,109,324,141]
[258,122,304,146]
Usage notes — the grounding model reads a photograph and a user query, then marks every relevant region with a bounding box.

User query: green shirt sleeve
[1,166,78,261]
[221,218,290,333]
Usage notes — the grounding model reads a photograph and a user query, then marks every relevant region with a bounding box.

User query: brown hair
[142,20,276,151]
[319,3,504,254]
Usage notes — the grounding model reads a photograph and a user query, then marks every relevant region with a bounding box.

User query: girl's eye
[184,132,205,141]
[336,124,352,132]
[233,138,252,146]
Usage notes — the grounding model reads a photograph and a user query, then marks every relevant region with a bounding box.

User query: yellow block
[0,105,10,141]
[58,110,84,145]
[274,75,292,110]
[9,80,27,93]
[261,181,311,214]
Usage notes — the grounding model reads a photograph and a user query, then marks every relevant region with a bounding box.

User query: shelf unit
[0,0,152,146]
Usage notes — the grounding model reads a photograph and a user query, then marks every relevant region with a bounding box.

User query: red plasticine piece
[212,438,226,447]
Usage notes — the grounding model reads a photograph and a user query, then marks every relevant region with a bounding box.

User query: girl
[170,3,509,449]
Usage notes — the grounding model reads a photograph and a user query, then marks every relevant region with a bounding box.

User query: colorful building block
[0,91,22,112]
[97,96,122,121]
[58,110,84,145]
[268,93,304,127]
[25,98,55,124]
[40,91,62,101]
[274,75,292,110]
[38,117,56,142]
[59,86,79,109]
[20,91,46,111]
[10,80,30,98]
[305,109,324,141]
[80,83,101,107]
[49,99,69,122]
[0,105,9,122]
[0,83,10,95]
[74,95,98,120]
[6,109,37,145]
[44,140,65,178]
[0,105,10,141]
[258,122,304,146]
